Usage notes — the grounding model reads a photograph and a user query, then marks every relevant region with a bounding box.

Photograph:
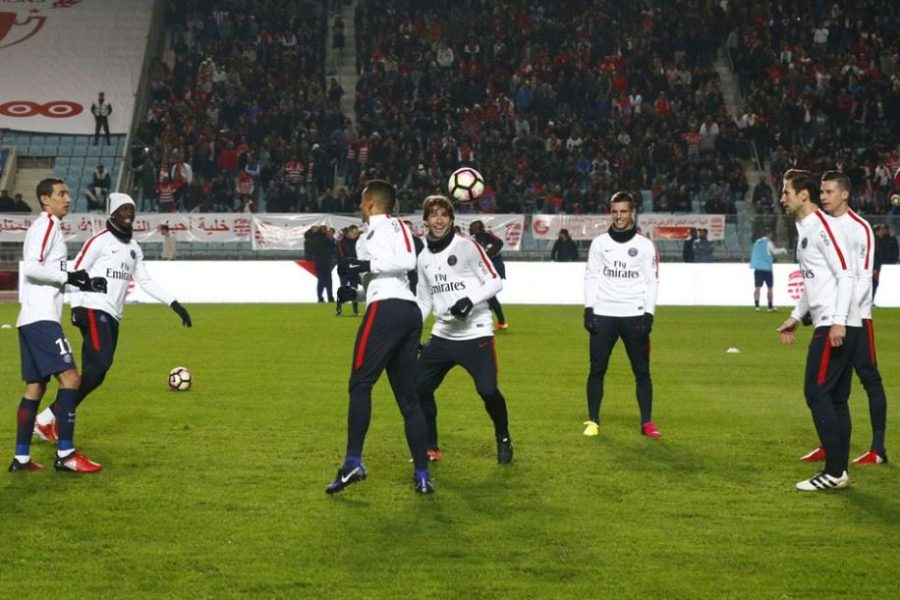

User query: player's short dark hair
[422,195,454,222]
[36,178,65,205]
[363,179,396,211]
[609,191,635,209]
[821,170,851,192]
[783,169,820,205]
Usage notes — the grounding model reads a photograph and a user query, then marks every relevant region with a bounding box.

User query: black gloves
[170,301,192,327]
[449,297,474,319]
[67,270,107,293]
[800,312,813,326]
[338,258,370,278]
[337,286,357,303]
[583,307,597,334]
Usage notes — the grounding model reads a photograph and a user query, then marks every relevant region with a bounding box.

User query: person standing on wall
[91,92,112,146]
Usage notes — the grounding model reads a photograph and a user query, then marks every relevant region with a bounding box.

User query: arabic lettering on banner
[0,213,253,243]
[531,214,613,241]
[531,214,727,241]
[253,214,527,251]
[0,214,103,242]
[138,214,253,242]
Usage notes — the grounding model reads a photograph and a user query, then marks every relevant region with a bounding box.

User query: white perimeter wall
[117,262,900,308]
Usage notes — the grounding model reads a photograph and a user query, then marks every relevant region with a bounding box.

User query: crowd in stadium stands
[134,0,335,213]
[135,0,898,218]
[729,0,899,215]
[351,0,753,214]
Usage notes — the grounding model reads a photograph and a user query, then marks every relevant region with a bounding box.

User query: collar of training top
[106,219,133,243]
[426,229,455,253]
[607,224,637,243]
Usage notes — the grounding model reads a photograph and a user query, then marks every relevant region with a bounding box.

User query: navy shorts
[754,269,773,288]
[18,320,77,382]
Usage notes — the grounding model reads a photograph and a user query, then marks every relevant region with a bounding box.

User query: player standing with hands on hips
[9,178,107,474]
[582,192,660,438]
[32,193,192,443]
[415,195,513,464]
[326,180,433,494]
[796,171,888,466]
[776,169,856,491]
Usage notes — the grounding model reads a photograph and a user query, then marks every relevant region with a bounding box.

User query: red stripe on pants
[354,302,380,370]
[866,320,876,365]
[816,340,832,385]
[87,309,101,351]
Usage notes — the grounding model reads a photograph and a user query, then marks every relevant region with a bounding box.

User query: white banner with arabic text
[0,213,253,243]
[531,214,726,241]
[252,214,526,251]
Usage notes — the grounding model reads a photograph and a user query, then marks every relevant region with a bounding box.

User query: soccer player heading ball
[414,195,514,465]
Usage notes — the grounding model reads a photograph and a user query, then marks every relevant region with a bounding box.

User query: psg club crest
[801,237,808,249]
[130,250,136,259]
[448,255,458,266]
[628,247,638,257]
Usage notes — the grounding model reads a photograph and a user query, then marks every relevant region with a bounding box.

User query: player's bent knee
[57,368,81,390]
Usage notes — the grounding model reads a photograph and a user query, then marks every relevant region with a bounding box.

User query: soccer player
[776,169,856,491]
[415,195,513,464]
[583,192,660,438]
[325,180,433,495]
[796,171,888,466]
[9,178,107,474]
[749,227,787,311]
[32,193,192,442]
[468,220,508,330]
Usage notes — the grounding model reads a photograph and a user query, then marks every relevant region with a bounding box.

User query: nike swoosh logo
[340,469,357,483]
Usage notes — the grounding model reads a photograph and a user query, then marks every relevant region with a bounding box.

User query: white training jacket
[584,230,658,317]
[18,212,70,327]
[832,209,875,321]
[69,229,175,320]
[790,210,855,327]
[355,213,417,303]
[417,233,502,340]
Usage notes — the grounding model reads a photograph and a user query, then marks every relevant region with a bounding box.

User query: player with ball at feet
[415,195,514,464]
[33,193,192,447]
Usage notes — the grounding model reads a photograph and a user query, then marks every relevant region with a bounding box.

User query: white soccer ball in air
[448,167,485,203]
[168,366,192,391]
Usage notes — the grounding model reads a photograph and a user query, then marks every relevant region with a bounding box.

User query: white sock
[57,448,75,459]
[14,454,30,464]
[36,407,55,426]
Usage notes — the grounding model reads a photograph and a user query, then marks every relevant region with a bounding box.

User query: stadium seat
[86,145,102,158]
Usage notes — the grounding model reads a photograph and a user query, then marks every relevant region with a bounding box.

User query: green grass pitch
[1,303,898,598]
